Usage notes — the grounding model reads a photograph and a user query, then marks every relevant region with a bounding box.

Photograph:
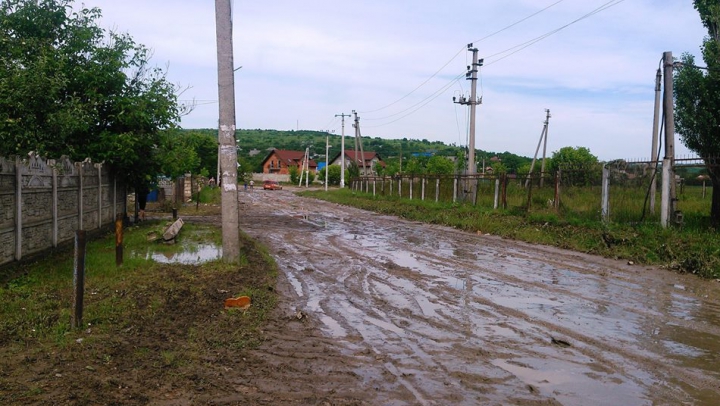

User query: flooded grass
[0,221,278,404]
[301,189,720,279]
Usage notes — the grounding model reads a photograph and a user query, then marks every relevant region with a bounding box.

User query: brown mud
[2,188,719,405]
[237,188,720,405]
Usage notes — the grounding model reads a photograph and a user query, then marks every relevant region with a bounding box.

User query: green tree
[0,0,182,190]
[156,132,200,179]
[323,165,342,186]
[549,146,600,185]
[425,155,455,175]
[404,157,425,176]
[674,0,720,226]
[182,131,218,177]
[548,147,598,171]
[288,165,299,184]
[491,162,508,176]
[347,161,360,181]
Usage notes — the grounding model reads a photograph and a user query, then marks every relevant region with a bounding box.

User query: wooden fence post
[501,175,508,209]
[554,170,561,210]
[526,173,534,211]
[115,213,123,267]
[473,177,479,206]
[72,230,87,329]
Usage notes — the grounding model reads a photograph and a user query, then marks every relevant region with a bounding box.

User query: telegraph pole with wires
[661,51,677,227]
[353,110,367,176]
[335,113,351,187]
[453,44,483,177]
[525,109,551,188]
[650,67,662,214]
[540,109,551,187]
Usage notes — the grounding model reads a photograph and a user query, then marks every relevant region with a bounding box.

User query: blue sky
[79,0,707,160]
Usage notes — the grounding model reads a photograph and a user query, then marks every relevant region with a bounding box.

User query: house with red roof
[261,149,317,175]
[329,150,385,176]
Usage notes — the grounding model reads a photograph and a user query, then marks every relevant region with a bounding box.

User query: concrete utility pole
[353,111,367,176]
[661,51,677,227]
[525,109,551,188]
[336,113,350,187]
[325,136,330,191]
[215,0,240,262]
[540,108,551,187]
[453,44,482,176]
[650,68,662,214]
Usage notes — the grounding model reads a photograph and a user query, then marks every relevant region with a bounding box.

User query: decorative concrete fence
[0,155,126,266]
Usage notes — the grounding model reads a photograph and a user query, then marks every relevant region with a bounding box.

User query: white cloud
[78,0,707,160]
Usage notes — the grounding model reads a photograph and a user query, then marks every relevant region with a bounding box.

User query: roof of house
[261,149,317,167]
[330,150,383,164]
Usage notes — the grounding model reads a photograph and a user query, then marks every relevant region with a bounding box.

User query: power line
[361,0,626,129]
[363,71,465,121]
[358,0,566,115]
[364,73,465,128]
[484,0,626,66]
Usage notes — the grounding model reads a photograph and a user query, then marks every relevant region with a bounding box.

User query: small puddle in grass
[143,243,222,265]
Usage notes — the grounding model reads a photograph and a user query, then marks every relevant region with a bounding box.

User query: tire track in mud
[317,224,718,404]
[238,190,720,405]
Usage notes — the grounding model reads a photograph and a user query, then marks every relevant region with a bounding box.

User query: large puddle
[145,243,222,264]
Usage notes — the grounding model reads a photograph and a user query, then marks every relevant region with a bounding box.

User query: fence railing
[350,159,715,228]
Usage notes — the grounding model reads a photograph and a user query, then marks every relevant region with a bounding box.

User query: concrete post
[436,178,440,202]
[661,159,671,227]
[15,158,22,260]
[494,178,500,209]
[52,161,58,247]
[215,0,240,262]
[601,166,610,223]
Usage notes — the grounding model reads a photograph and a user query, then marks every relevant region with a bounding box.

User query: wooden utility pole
[661,51,677,227]
[336,113,350,187]
[650,68,662,214]
[215,0,240,261]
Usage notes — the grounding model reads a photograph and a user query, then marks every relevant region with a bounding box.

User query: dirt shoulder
[0,219,377,405]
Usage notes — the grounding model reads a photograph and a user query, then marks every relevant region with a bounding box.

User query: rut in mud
[239,189,720,406]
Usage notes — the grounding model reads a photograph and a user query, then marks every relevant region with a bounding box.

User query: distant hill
[180,128,532,173]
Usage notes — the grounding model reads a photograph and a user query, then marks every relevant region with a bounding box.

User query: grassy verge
[0,221,277,404]
[301,189,720,279]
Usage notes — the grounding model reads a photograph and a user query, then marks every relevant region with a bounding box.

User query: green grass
[0,221,279,404]
[197,185,221,203]
[300,188,720,279]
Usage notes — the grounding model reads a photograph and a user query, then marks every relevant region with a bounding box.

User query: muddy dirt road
[238,189,720,405]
